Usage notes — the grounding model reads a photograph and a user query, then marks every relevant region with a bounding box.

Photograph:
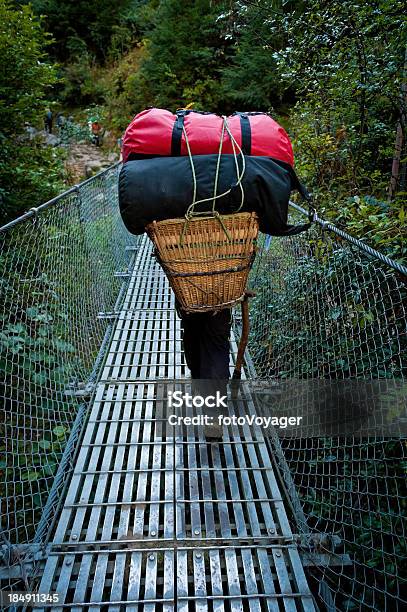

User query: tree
[24,0,143,62]
[0,0,57,135]
[221,1,405,258]
[128,0,231,112]
[388,47,407,201]
[224,1,405,185]
[218,0,291,109]
[276,0,406,187]
[0,0,63,223]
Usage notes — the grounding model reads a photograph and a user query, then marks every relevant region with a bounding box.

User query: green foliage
[25,0,140,62]
[250,248,406,379]
[282,2,405,156]
[100,46,147,132]
[0,0,58,134]
[279,0,405,195]
[0,198,122,541]
[0,0,65,223]
[0,140,66,223]
[336,196,406,261]
[0,236,82,539]
[124,0,231,112]
[58,119,90,145]
[0,249,82,397]
[277,0,405,127]
[218,1,289,109]
[59,54,106,105]
[289,102,406,261]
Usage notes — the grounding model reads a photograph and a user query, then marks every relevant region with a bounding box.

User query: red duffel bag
[121,108,294,166]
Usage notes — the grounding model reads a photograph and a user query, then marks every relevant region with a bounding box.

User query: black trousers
[180,308,232,383]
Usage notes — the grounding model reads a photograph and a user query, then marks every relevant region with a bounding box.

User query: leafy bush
[335,196,406,262]
[0,0,65,224]
[289,103,406,262]
[0,140,66,224]
[123,0,231,112]
[249,246,406,380]
[0,0,57,134]
[101,46,148,132]
[0,238,82,541]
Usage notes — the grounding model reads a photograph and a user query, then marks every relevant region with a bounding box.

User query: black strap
[238,113,251,155]
[171,111,186,156]
[288,167,317,228]
[289,167,311,201]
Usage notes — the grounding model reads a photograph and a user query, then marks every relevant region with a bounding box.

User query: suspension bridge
[0,163,406,610]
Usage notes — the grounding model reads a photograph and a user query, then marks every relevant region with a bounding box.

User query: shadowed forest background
[0,0,406,261]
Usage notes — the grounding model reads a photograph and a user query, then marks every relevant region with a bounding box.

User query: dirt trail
[65,142,119,184]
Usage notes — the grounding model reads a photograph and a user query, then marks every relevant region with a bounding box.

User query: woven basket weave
[146,212,259,312]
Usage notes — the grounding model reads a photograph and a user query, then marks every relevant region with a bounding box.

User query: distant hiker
[44,110,53,133]
[90,120,103,146]
[56,113,66,132]
[24,122,36,141]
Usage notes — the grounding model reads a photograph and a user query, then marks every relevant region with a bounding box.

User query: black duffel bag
[118,154,312,236]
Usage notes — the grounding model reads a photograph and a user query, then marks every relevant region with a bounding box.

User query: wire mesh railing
[246,209,406,611]
[0,164,140,587]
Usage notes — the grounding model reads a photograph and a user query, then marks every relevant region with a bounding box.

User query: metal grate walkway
[38,237,316,610]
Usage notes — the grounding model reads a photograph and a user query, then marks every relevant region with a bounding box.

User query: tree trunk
[388,47,407,201]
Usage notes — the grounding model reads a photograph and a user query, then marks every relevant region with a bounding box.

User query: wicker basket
[146,212,259,312]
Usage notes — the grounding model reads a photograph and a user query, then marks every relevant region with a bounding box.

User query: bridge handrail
[290,200,407,276]
[1,165,405,277]
[0,162,121,233]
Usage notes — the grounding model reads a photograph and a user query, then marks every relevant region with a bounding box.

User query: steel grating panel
[38,235,316,611]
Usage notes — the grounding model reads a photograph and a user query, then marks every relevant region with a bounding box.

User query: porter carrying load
[118,109,314,379]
